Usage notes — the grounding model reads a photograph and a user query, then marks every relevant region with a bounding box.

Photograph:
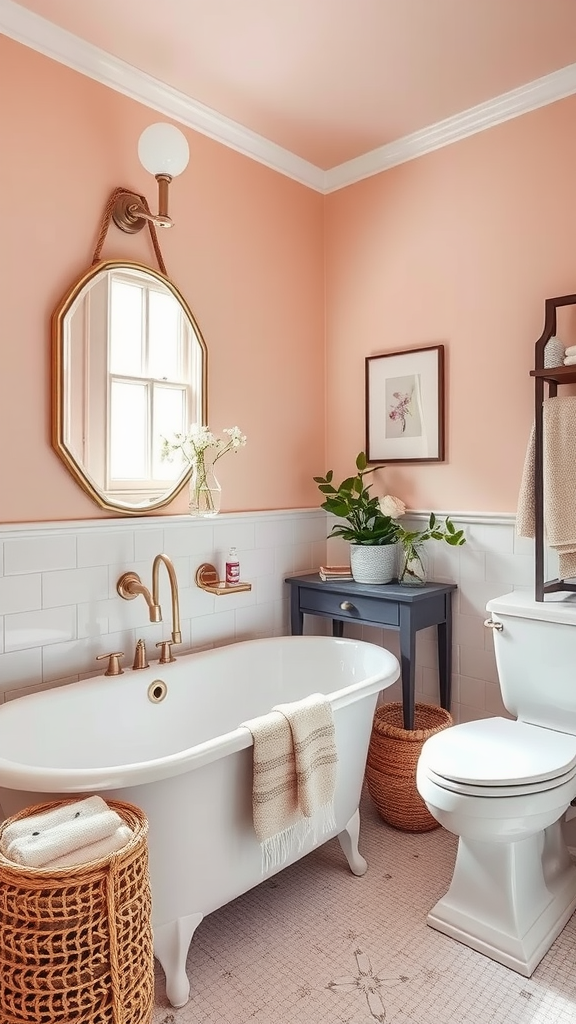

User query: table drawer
[299,587,399,627]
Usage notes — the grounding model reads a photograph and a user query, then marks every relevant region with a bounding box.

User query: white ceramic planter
[350,543,398,584]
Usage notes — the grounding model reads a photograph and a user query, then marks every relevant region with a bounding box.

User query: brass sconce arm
[112,177,173,234]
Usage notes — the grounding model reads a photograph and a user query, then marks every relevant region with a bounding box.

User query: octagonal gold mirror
[52,260,207,514]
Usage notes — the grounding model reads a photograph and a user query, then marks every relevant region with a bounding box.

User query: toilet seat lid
[421,717,576,787]
[422,762,576,798]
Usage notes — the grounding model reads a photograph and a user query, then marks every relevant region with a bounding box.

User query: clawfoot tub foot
[337,808,368,876]
[153,912,204,1007]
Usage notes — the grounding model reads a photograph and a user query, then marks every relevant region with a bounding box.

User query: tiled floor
[152,793,576,1024]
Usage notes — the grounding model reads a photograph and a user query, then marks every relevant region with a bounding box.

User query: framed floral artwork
[365,345,445,463]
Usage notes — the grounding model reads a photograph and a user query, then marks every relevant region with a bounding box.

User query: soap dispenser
[225,547,240,585]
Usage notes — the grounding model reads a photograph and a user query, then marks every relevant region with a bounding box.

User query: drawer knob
[340,601,355,611]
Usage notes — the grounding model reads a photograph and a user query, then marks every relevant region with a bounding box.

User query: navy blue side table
[285,572,456,731]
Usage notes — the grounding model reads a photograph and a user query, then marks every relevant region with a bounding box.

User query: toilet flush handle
[484,617,503,631]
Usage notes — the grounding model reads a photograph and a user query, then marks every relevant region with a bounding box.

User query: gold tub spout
[152,553,182,645]
[117,572,161,621]
[117,554,182,645]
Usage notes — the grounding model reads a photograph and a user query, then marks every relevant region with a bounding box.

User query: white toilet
[416,589,576,976]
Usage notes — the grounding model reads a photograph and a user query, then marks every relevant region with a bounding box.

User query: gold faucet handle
[132,639,149,670]
[156,640,176,665]
[96,651,125,676]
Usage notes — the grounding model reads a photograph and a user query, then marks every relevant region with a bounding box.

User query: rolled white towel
[5,808,124,868]
[563,355,576,366]
[565,345,576,357]
[44,825,134,869]
[1,795,111,848]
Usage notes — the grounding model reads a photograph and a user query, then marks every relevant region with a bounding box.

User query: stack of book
[319,565,354,581]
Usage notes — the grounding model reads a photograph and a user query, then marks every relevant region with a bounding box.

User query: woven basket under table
[0,798,154,1024]
[366,702,453,832]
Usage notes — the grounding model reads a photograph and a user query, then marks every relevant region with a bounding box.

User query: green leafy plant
[396,513,465,584]
[396,513,465,550]
[313,452,400,546]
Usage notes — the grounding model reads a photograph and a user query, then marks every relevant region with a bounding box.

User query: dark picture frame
[365,345,445,463]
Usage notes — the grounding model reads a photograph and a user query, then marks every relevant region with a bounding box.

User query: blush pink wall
[0,36,325,523]
[3,35,576,525]
[325,96,576,512]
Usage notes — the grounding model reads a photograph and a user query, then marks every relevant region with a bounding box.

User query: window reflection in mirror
[53,261,207,514]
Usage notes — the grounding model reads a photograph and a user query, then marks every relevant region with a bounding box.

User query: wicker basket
[0,798,154,1024]
[366,702,453,832]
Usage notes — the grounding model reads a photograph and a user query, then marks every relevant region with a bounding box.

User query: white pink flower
[379,494,406,519]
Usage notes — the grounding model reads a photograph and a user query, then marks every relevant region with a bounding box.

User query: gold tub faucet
[117,553,182,645]
[152,553,182,644]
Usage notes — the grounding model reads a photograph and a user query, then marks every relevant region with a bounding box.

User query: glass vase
[188,452,221,517]
[398,543,427,586]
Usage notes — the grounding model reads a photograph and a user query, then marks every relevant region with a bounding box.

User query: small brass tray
[195,562,252,596]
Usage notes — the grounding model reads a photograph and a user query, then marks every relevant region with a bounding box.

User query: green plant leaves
[397,514,465,549]
[313,452,464,551]
[314,452,398,544]
[328,521,398,545]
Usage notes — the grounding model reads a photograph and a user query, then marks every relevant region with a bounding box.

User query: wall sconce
[112,122,190,234]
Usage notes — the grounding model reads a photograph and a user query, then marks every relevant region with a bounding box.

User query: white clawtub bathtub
[0,635,399,1006]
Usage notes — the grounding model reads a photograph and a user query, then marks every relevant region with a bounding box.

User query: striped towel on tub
[242,693,338,872]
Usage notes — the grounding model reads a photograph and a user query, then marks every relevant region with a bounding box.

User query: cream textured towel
[4,808,124,868]
[274,694,338,821]
[1,795,110,847]
[516,397,576,579]
[44,825,134,869]
[516,421,536,539]
[243,694,338,871]
[242,709,301,869]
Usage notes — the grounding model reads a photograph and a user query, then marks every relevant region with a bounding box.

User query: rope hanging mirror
[50,124,209,517]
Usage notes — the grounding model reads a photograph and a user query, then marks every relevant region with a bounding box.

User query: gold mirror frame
[52,259,208,515]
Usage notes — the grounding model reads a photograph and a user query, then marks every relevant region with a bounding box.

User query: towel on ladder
[516,396,576,579]
[242,693,338,871]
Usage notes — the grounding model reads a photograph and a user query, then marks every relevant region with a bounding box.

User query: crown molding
[2,0,576,194]
[0,0,325,191]
[325,62,576,192]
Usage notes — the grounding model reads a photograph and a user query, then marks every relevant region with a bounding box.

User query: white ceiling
[3,0,576,190]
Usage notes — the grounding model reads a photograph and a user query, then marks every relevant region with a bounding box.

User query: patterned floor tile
[151,792,576,1023]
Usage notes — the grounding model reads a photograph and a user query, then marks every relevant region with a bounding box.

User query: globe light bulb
[138,123,190,178]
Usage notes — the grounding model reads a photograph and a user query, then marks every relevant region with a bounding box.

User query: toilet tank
[486,590,576,734]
